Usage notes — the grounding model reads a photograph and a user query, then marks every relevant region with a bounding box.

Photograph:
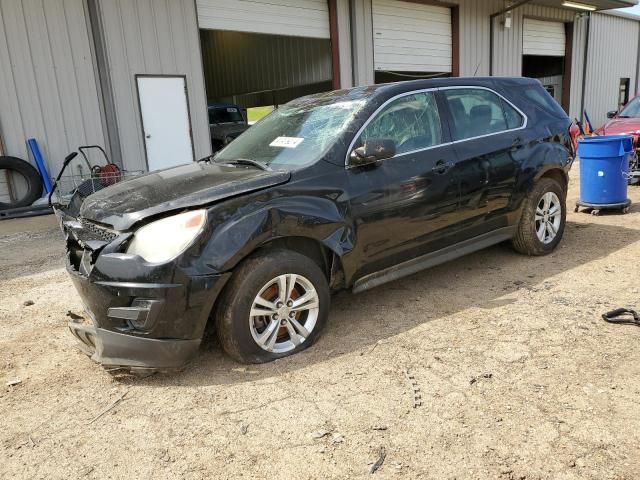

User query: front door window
[355,91,443,156]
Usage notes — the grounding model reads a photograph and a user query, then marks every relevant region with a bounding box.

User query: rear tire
[215,249,330,363]
[512,177,566,256]
[0,156,43,210]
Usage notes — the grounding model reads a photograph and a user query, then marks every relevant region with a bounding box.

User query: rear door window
[443,88,522,141]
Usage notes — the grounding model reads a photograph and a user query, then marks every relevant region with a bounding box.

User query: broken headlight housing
[126,210,207,263]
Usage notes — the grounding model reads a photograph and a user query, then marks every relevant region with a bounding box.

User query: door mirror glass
[350,139,396,166]
[607,110,618,119]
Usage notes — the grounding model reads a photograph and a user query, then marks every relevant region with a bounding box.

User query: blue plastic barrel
[578,135,631,205]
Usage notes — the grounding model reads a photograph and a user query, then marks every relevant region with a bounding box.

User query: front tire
[512,177,566,255]
[215,250,330,363]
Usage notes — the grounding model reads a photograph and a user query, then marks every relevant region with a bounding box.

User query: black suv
[60,77,574,369]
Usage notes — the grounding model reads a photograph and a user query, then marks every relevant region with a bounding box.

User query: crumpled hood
[597,117,640,136]
[80,162,290,230]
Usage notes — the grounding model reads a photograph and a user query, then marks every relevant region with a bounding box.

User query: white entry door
[137,76,194,171]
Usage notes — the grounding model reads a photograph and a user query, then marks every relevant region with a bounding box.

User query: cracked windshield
[214,98,366,170]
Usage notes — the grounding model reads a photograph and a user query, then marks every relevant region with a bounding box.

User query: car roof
[288,76,542,107]
[374,76,539,93]
[395,75,534,87]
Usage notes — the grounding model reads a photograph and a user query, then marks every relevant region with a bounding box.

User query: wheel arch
[204,234,345,339]
[536,166,569,192]
[252,236,347,291]
[510,142,570,226]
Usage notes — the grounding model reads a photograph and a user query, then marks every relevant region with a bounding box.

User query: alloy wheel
[535,191,562,244]
[249,274,320,353]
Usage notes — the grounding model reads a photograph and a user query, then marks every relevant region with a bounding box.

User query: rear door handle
[510,137,523,151]
[432,160,453,174]
[481,159,491,185]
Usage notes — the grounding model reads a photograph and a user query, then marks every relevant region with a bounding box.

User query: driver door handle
[432,160,453,174]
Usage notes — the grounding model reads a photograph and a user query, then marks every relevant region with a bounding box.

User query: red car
[595,98,640,184]
[596,97,640,138]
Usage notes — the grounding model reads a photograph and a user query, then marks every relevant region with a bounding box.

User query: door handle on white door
[146,134,151,139]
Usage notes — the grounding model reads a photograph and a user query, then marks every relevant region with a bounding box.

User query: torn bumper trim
[68,321,201,369]
[62,215,232,369]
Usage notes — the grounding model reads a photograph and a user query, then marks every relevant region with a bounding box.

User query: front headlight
[126,210,207,263]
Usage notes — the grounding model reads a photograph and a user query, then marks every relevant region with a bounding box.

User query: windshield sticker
[226,107,238,113]
[270,136,304,149]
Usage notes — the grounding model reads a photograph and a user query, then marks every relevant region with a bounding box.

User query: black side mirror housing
[607,110,618,119]
[350,139,396,166]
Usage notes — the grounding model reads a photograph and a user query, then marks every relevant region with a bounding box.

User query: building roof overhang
[532,0,637,11]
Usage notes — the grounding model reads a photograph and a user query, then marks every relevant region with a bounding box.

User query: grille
[78,219,118,243]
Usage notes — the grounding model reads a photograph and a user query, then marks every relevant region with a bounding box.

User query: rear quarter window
[501,99,524,129]
[521,85,567,118]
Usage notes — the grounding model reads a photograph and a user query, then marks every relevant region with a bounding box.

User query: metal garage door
[372,0,452,73]
[196,0,329,38]
[523,18,566,56]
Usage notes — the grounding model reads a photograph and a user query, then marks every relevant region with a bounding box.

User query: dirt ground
[1,169,640,480]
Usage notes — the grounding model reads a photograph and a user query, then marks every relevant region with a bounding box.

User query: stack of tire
[0,156,43,210]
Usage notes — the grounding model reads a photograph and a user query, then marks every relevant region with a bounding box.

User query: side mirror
[350,138,396,166]
[607,110,618,119]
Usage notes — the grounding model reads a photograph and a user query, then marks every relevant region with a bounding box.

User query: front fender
[194,194,355,278]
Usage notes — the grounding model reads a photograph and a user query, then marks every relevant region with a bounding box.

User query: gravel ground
[1,170,640,480]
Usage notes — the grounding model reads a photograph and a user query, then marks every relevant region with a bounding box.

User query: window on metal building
[619,78,631,110]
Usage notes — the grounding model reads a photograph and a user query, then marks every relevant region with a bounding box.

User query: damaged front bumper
[59,211,230,370]
[68,320,201,370]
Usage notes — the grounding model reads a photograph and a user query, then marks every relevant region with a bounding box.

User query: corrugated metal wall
[200,30,332,101]
[337,0,354,88]
[349,0,587,115]
[3,0,639,186]
[0,0,105,179]
[347,0,496,79]
[584,12,640,128]
[351,0,375,85]
[439,1,576,80]
[348,0,576,77]
[456,0,494,76]
[569,13,588,121]
[96,0,210,171]
[491,3,575,76]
